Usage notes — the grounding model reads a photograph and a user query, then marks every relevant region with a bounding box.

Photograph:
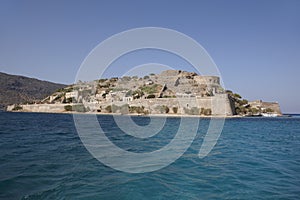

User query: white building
[65,91,79,100]
[122,96,133,102]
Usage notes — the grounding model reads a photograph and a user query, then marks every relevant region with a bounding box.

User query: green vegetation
[103,104,149,115]
[200,108,212,116]
[125,90,133,97]
[146,94,156,99]
[227,91,253,115]
[12,105,23,111]
[172,107,178,114]
[140,84,161,94]
[56,88,65,92]
[99,83,110,88]
[163,95,176,98]
[164,105,170,113]
[64,105,72,111]
[64,104,87,112]
[98,78,108,83]
[239,99,248,106]
[264,108,274,113]
[233,93,242,99]
[249,107,259,114]
[129,106,147,114]
[132,90,144,99]
[65,97,73,103]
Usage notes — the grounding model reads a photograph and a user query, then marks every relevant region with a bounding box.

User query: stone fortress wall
[94,70,236,116]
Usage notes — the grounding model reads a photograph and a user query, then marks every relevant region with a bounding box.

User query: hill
[0,72,66,110]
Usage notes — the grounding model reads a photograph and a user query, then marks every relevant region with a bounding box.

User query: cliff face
[0,72,66,110]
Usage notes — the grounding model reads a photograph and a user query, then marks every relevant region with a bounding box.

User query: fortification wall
[249,100,282,114]
[7,104,74,113]
[105,94,235,116]
[261,102,282,114]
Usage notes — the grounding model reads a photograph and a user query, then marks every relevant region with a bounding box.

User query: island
[7,70,282,117]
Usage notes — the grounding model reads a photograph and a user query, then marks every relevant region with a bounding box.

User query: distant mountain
[0,72,66,110]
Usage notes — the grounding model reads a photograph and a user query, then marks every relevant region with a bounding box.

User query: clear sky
[0,0,299,113]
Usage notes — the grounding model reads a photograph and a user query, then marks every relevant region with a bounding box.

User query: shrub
[200,108,212,116]
[240,99,248,105]
[172,107,178,114]
[236,106,246,115]
[264,108,274,113]
[140,84,161,94]
[250,107,259,114]
[164,106,169,113]
[129,106,145,114]
[98,78,108,83]
[203,108,212,116]
[132,90,144,99]
[64,104,87,112]
[233,93,242,99]
[64,105,72,111]
[105,105,112,113]
[125,90,133,97]
[12,105,23,111]
[147,94,156,99]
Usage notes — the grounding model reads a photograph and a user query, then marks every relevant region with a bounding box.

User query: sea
[0,112,299,199]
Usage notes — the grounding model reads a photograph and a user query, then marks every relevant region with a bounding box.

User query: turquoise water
[0,112,300,199]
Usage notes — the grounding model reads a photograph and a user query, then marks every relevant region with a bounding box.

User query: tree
[132,90,144,99]
[172,107,178,114]
[164,106,169,113]
[146,94,155,99]
[64,105,72,111]
[250,107,259,114]
[240,99,248,105]
[233,93,242,99]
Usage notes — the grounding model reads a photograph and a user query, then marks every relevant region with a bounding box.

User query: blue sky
[0,0,299,113]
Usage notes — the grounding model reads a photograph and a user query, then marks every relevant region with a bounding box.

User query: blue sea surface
[0,112,300,199]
